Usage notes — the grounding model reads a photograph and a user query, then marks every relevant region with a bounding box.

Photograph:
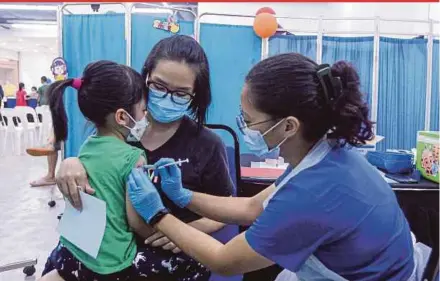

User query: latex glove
[128,168,165,224]
[154,158,193,208]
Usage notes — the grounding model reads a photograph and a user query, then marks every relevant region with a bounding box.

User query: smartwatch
[149,208,170,226]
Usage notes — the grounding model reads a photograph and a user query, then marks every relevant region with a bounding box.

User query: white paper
[58,191,107,259]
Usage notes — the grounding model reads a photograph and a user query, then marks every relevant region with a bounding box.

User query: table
[238,167,439,281]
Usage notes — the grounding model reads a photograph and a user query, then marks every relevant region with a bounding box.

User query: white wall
[198,3,440,36]
[19,50,57,90]
[0,48,18,61]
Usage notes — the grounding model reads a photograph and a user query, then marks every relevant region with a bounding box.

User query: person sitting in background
[28,131,59,187]
[31,86,38,99]
[16,82,27,106]
[38,76,50,106]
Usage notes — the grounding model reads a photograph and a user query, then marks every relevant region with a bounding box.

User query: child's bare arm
[126,155,156,238]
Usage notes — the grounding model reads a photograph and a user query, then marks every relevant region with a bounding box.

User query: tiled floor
[0,154,64,281]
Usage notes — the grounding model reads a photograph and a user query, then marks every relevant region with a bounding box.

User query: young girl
[16,82,27,106]
[40,60,156,281]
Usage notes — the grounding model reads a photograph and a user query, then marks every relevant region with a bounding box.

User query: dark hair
[48,60,146,143]
[245,53,374,147]
[141,35,211,128]
[41,76,47,83]
[32,86,37,91]
[19,82,25,90]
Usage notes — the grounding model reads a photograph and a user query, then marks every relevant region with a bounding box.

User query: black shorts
[42,242,211,281]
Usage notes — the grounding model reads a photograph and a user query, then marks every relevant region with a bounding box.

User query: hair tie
[316,64,343,109]
[72,78,83,90]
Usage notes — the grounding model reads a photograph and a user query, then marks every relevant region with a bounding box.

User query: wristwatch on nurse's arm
[149,208,170,226]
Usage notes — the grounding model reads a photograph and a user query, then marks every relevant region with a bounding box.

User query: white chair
[0,108,24,155]
[13,106,38,148]
[35,105,52,144]
[0,111,6,155]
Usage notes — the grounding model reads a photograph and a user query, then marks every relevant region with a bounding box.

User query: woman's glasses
[147,80,195,105]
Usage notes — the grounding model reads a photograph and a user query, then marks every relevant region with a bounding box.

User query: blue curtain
[322,36,374,107]
[431,40,439,131]
[63,14,126,157]
[377,37,427,151]
[131,15,194,73]
[269,35,317,60]
[200,23,261,153]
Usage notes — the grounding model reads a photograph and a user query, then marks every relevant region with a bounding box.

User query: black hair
[19,82,25,91]
[41,76,47,83]
[48,60,147,143]
[32,86,37,91]
[141,35,211,129]
[245,53,374,147]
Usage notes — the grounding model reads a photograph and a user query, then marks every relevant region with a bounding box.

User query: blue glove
[154,158,193,208]
[127,168,165,224]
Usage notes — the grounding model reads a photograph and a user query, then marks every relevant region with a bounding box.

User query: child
[40,60,156,281]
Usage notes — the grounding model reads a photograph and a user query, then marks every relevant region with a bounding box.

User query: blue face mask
[147,88,190,123]
[237,114,286,158]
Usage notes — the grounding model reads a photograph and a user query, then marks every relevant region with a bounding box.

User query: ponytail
[326,61,374,147]
[48,79,74,143]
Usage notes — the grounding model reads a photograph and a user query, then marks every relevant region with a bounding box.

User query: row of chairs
[0,106,53,155]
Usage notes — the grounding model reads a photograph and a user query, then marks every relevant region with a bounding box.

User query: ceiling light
[11,24,57,31]
[0,4,58,11]
[132,7,172,14]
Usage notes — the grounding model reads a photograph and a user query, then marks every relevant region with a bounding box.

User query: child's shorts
[45,243,211,281]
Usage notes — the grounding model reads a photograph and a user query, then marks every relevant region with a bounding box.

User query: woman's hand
[56,157,95,210]
[145,232,181,254]
[154,158,193,208]
[127,168,166,223]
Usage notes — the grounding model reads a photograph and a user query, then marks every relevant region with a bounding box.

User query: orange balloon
[253,13,278,39]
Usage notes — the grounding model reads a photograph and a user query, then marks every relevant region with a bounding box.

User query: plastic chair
[0,108,24,155]
[36,105,52,144]
[13,106,38,148]
[206,124,242,281]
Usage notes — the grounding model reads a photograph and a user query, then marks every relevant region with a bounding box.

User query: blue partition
[131,14,194,73]
[377,37,427,151]
[322,36,374,108]
[431,40,439,131]
[200,23,262,153]
[63,14,126,158]
[269,35,317,60]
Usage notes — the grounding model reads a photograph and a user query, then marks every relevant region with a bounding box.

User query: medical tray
[366,151,414,174]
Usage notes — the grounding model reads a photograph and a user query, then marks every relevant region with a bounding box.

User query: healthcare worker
[127,53,430,281]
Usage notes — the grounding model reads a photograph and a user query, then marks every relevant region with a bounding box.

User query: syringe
[142,158,189,171]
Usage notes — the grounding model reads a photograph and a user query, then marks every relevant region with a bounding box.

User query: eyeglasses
[147,80,195,105]
[236,113,275,134]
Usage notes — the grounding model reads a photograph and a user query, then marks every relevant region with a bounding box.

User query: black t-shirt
[129,116,234,223]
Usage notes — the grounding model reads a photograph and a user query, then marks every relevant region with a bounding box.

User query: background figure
[0,84,4,108]
[16,82,27,106]
[28,131,59,187]
[31,86,38,99]
[38,76,50,106]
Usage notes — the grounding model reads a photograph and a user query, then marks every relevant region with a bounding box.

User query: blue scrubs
[246,146,414,280]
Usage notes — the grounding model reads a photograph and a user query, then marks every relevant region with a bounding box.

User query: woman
[43,35,234,281]
[16,82,27,106]
[127,53,428,281]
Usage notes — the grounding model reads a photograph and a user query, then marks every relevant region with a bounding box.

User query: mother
[44,35,234,281]
[127,53,429,281]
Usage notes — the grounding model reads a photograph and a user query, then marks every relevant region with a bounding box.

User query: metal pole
[125,3,132,66]
[56,4,65,160]
[371,17,380,135]
[316,16,323,64]
[261,38,269,60]
[425,20,434,130]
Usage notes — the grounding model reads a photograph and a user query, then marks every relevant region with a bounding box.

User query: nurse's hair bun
[245,53,374,147]
[326,61,374,147]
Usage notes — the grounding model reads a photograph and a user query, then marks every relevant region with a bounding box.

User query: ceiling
[0,3,197,55]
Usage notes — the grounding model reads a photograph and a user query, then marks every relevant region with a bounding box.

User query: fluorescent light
[162,2,169,7]
[11,24,57,30]
[133,7,172,14]
[9,20,56,25]
[0,4,58,11]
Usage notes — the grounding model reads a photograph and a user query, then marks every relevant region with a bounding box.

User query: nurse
[127,53,425,280]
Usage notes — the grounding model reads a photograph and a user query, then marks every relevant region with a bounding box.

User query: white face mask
[123,112,149,142]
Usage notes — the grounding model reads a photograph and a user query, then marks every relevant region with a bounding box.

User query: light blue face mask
[237,114,287,158]
[147,88,190,123]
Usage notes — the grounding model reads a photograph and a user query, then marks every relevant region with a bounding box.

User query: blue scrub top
[246,147,414,280]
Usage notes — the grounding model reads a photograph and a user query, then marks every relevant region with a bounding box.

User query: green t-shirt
[60,135,144,274]
[37,84,49,105]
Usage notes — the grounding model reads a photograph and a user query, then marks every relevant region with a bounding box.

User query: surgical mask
[147,88,190,123]
[237,114,287,158]
[123,112,149,142]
